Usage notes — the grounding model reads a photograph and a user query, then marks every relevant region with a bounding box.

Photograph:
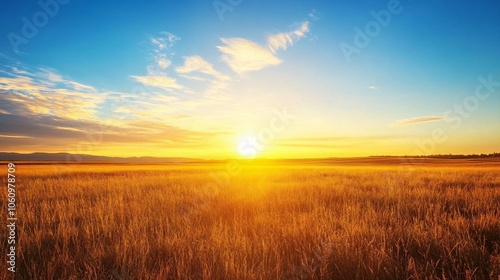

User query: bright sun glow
[237,135,261,158]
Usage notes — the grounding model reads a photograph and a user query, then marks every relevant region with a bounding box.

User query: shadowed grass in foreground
[1,162,500,279]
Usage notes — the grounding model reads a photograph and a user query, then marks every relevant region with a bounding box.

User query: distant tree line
[372,153,500,159]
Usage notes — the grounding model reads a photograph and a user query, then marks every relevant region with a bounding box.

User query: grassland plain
[1,159,500,279]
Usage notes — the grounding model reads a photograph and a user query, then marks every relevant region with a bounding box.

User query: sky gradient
[1,0,500,159]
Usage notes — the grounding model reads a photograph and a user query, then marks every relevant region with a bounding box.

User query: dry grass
[1,161,500,279]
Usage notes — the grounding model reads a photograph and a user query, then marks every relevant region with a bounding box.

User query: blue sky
[1,0,499,158]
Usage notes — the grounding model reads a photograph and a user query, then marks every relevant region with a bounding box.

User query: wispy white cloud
[151,32,179,51]
[156,58,171,69]
[308,10,320,21]
[396,115,448,126]
[131,75,184,91]
[178,74,210,82]
[47,72,63,83]
[11,67,30,76]
[217,19,312,74]
[148,32,180,75]
[0,67,104,120]
[131,32,190,94]
[267,21,310,53]
[217,38,282,74]
[67,81,95,92]
[176,55,229,81]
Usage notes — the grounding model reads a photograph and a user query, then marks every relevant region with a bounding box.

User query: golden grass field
[1,159,500,279]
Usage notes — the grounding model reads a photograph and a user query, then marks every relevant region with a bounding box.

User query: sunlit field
[1,159,500,279]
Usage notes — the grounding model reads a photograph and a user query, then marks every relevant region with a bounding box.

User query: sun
[237,135,261,158]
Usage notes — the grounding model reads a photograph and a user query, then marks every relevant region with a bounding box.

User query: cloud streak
[217,38,282,74]
[176,55,228,81]
[396,115,448,126]
[0,113,222,152]
[131,32,194,94]
[0,68,104,120]
[131,75,184,91]
[217,20,311,74]
[268,21,310,53]
[148,32,179,75]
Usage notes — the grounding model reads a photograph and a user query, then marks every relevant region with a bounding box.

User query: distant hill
[1,152,499,164]
[0,152,203,163]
